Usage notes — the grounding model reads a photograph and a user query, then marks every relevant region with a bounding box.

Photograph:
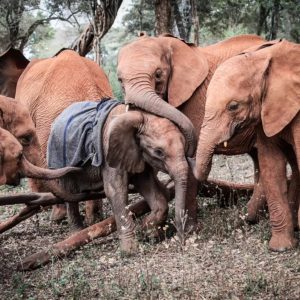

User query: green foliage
[122,0,155,35]
[101,26,137,99]
[121,0,300,43]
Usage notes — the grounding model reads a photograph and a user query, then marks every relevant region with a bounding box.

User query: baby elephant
[48,100,190,255]
[0,127,80,185]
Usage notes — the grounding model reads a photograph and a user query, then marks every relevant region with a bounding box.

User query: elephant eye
[227,101,239,111]
[154,148,165,158]
[155,69,162,79]
[19,134,33,146]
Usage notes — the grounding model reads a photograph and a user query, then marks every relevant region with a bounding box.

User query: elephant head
[0,95,41,165]
[191,39,300,181]
[0,127,81,186]
[106,109,189,237]
[117,34,208,156]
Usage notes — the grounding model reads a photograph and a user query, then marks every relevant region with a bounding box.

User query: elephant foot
[143,224,165,242]
[246,198,267,224]
[69,222,84,233]
[68,215,84,232]
[85,199,103,226]
[50,204,67,222]
[185,219,202,235]
[84,211,103,226]
[120,238,138,257]
[269,233,298,252]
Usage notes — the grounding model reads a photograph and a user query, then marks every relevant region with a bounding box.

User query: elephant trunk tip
[187,157,207,182]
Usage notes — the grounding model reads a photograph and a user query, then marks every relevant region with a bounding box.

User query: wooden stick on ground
[0,192,105,233]
[0,206,41,234]
[19,179,255,271]
[19,199,151,271]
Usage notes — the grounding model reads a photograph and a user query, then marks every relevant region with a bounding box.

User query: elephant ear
[261,44,300,137]
[0,48,29,97]
[167,37,209,108]
[107,110,145,173]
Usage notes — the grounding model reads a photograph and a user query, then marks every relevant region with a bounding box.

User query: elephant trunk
[21,156,81,179]
[22,156,89,202]
[190,123,220,182]
[169,160,189,240]
[125,83,197,157]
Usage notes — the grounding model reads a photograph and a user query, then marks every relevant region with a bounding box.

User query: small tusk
[224,141,227,148]
[125,104,129,112]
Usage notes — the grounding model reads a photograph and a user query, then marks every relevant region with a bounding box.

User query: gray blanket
[47,98,121,168]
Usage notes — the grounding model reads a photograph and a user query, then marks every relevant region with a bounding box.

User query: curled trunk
[125,84,197,157]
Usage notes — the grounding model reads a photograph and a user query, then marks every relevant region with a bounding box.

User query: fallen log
[19,199,151,271]
[0,192,106,206]
[19,178,255,271]
[0,205,41,234]
[0,178,254,235]
[0,192,105,233]
[200,178,254,206]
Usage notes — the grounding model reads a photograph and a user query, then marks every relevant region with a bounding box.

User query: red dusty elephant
[0,94,83,185]
[192,39,300,251]
[0,48,113,227]
[50,102,191,254]
[117,33,267,227]
[0,127,80,186]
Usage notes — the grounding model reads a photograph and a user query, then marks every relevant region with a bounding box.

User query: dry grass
[0,155,299,299]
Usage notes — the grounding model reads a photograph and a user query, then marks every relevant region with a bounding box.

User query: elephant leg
[67,202,84,231]
[298,205,300,230]
[29,178,67,222]
[257,134,297,251]
[50,204,67,222]
[287,172,300,230]
[131,167,169,231]
[102,166,137,255]
[290,125,300,231]
[185,170,200,233]
[84,199,103,225]
[246,148,267,223]
[285,146,300,231]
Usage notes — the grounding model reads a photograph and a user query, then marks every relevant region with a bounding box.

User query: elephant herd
[0,33,299,255]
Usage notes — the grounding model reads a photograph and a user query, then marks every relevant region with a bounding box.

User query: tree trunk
[70,24,94,56]
[138,0,144,32]
[269,0,280,40]
[171,0,192,41]
[256,4,270,36]
[70,0,123,62]
[155,0,172,35]
[190,0,199,45]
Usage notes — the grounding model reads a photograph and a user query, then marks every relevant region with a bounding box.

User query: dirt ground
[0,154,299,299]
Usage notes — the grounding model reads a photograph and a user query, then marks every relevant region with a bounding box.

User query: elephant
[117,33,266,226]
[0,94,40,164]
[191,39,300,251]
[50,103,190,254]
[0,127,81,186]
[0,48,113,226]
